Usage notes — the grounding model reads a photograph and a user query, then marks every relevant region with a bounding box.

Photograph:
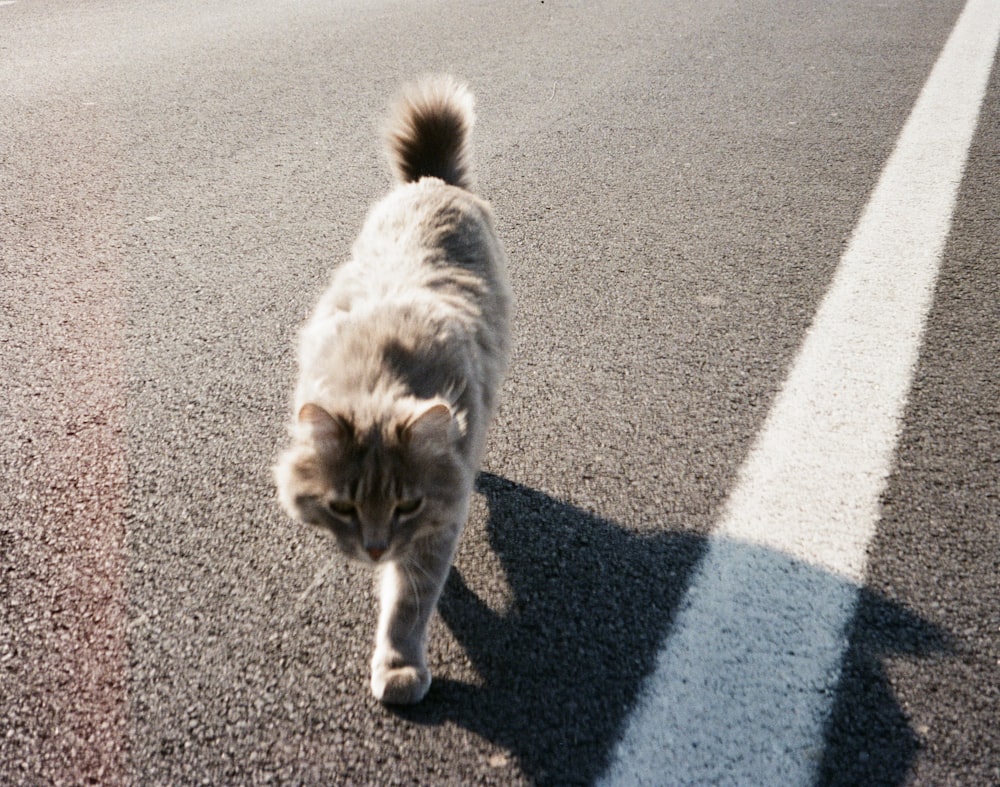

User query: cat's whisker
[401,560,423,627]
[404,553,435,583]
[296,555,338,606]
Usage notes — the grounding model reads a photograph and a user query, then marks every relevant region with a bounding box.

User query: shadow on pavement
[817,587,953,786]
[393,472,952,785]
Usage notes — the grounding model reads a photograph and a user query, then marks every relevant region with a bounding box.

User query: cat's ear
[297,403,349,445]
[402,400,456,450]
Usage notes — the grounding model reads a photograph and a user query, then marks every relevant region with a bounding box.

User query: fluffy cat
[274,76,511,704]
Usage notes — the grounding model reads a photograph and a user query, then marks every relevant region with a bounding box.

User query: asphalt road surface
[2,0,998,784]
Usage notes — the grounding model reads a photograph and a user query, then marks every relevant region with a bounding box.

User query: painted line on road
[600,0,1000,783]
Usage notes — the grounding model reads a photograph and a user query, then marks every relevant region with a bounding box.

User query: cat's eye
[327,499,356,518]
[394,498,423,517]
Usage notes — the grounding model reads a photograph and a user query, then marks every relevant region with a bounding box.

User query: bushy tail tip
[383,75,475,190]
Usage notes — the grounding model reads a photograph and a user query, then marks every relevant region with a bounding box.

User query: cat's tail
[383,75,475,191]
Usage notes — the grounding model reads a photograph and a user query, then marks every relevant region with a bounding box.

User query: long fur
[274,76,510,705]
[383,75,476,190]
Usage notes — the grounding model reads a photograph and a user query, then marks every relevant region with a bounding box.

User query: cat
[274,76,512,705]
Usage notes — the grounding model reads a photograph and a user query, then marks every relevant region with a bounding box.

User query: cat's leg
[370,525,460,704]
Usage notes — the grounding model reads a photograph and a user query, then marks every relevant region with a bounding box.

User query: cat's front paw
[371,663,431,705]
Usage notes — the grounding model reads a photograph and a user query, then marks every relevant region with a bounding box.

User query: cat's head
[274,398,469,564]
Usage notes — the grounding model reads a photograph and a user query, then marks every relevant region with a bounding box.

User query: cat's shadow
[392,472,951,786]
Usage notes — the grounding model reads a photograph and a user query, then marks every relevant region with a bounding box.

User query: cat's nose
[366,545,387,562]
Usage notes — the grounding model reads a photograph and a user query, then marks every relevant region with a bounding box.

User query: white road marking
[600,0,1000,783]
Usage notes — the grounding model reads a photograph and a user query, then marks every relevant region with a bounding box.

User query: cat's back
[313,177,508,338]
[297,177,510,421]
[354,178,504,283]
